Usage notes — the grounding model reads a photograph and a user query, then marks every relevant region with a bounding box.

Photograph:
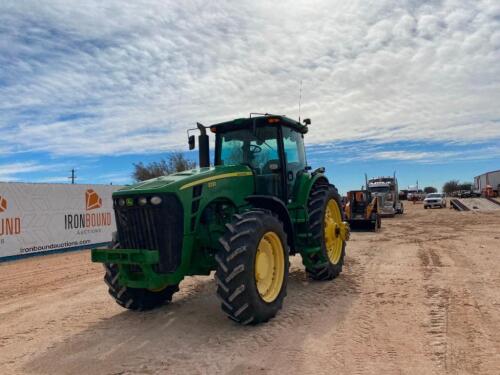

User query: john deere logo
[85,189,102,211]
[0,195,21,236]
[0,196,7,213]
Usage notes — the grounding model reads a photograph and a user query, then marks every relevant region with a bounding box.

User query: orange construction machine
[344,190,381,231]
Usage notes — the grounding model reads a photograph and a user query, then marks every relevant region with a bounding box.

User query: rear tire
[103,241,179,311]
[215,210,289,325]
[305,183,346,281]
[372,213,380,232]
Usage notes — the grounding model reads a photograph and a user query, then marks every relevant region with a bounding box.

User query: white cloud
[310,142,500,164]
[0,162,55,180]
[0,161,70,181]
[0,0,499,157]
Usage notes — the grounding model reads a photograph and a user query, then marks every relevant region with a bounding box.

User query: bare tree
[424,186,437,194]
[458,182,473,191]
[167,152,197,173]
[132,152,196,182]
[442,180,460,194]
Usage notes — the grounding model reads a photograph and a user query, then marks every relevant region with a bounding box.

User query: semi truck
[366,174,403,217]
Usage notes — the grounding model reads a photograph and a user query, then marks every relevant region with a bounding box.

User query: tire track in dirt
[328,238,406,375]
[2,205,500,374]
[424,286,450,369]
[418,242,450,370]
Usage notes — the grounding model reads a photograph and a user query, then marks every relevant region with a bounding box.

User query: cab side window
[282,127,306,170]
[282,127,306,198]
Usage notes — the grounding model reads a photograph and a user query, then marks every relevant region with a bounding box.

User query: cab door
[281,126,307,202]
[248,126,285,200]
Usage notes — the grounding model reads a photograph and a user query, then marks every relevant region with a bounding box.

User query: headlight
[118,198,125,207]
[150,196,162,205]
[138,197,147,206]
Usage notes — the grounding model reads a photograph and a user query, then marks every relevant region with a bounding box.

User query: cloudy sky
[1,0,499,192]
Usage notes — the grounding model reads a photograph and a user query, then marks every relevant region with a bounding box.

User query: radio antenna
[298,80,303,123]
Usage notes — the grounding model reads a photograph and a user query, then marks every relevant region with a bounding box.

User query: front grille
[114,194,183,273]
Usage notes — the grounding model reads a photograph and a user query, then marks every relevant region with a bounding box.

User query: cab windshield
[427,193,442,198]
[216,126,279,173]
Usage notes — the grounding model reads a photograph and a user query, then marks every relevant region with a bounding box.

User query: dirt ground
[1,203,499,375]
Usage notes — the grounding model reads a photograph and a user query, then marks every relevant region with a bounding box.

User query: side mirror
[188,135,195,150]
[302,118,311,125]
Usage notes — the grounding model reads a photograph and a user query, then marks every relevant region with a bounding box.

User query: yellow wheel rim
[254,231,285,303]
[324,199,343,264]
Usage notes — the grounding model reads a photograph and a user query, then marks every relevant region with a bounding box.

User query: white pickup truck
[423,193,447,209]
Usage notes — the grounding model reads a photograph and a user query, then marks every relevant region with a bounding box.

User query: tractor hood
[113,165,253,196]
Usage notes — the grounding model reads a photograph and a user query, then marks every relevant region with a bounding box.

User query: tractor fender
[245,195,295,253]
[294,172,330,207]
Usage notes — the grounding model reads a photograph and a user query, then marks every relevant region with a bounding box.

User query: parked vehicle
[407,185,425,201]
[482,185,498,198]
[423,193,447,209]
[344,190,381,231]
[457,190,474,198]
[91,114,350,325]
[367,174,403,216]
[474,170,500,197]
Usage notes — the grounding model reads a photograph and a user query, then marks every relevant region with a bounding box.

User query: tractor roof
[209,114,308,134]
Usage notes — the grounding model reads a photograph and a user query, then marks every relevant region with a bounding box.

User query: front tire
[305,183,346,281]
[103,241,179,311]
[372,213,381,232]
[215,210,289,325]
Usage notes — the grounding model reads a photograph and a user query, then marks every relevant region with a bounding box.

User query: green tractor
[92,114,350,324]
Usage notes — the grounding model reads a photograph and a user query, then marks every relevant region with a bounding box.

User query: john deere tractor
[92,114,349,324]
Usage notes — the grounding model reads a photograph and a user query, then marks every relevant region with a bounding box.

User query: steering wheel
[249,144,262,153]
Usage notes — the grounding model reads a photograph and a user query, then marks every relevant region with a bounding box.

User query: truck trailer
[474,170,500,197]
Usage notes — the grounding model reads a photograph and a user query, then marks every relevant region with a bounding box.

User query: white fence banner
[0,183,122,261]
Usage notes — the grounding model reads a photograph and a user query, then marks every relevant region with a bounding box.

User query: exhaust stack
[196,122,210,168]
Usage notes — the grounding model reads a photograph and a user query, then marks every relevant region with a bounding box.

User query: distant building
[474,170,500,193]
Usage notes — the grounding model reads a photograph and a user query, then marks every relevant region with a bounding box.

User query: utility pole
[68,169,77,184]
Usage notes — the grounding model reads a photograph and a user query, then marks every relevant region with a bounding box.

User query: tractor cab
[347,190,371,216]
[210,115,309,202]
